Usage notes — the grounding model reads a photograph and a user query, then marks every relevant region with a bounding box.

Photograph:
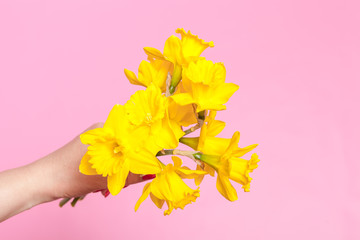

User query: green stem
[182,110,206,136]
[193,152,202,160]
[156,149,174,157]
[59,198,71,207]
[183,124,201,136]
[156,149,203,165]
[71,197,81,207]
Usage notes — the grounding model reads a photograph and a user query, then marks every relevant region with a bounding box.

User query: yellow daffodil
[171,59,239,112]
[125,84,183,153]
[179,110,224,184]
[195,132,260,201]
[181,112,258,188]
[124,59,172,92]
[135,156,207,215]
[167,82,198,137]
[144,28,214,93]
[198,111,257,157]
[179,111,232,152]
[75,28,260,214]
[144,28,214,67]
[79,104,162,195]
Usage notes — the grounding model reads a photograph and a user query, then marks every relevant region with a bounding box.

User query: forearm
[0,160,55,222]
[0,134,106,222]
[0,123,150,222]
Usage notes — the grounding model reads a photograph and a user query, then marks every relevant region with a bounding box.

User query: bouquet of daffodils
[62,29,259,215]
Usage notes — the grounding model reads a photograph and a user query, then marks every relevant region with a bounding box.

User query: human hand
[0,123,155,222]
[38,122,156,201]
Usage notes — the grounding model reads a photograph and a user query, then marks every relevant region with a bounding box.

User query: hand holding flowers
[76,29,260,215]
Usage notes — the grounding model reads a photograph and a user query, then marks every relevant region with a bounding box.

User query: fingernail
[103,189,110,198]
[142,174,156,180]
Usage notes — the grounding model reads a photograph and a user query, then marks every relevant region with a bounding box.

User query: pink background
[0,0,359,239]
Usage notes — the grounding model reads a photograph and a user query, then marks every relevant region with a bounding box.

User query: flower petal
[155,117,179,149]
[143,47,166,61]
[172,156,182,168]
[151,174,174,202]
[230,153,260,192]
[137,60,154,86]
[124,68,147,87]
[104,104,128,137]
[163,35,183,64]
[232,144,259,158]
[87,142,123,177]
[79,152,98,175]
[212,82,239,104]
[107,161,129,195]
[150,59,172,92]
[135,182,151,211]
[196,103,226,112]
[150,193,165,209]
[176,167,207,179]
[194,168,205,186]
[168,98,197,127]
[206,111,226,137]
[80,128,112,145]
[216,175,238,201]
[171,93,195,106]
[175,28,214,65]
[169,119,185,140]
[202,136,231,155]
[127,150,162,175]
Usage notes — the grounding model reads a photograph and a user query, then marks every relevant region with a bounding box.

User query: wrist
[25,159,60,206]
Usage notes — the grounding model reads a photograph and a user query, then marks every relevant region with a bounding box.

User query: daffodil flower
[171,59,239,112]
[79,104,162,196]
[180,111,258,193]
[124,59,172,92]
[76,28,260,214]
[180,110,225,184]
[143,28,214,93]
[194,132,260,201]
[125,84,183,153]
[135,156,207,215]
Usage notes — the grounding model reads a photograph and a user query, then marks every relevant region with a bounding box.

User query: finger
[101,189,110,198]
[126,173,156,186]
[98,173,156,198]
[141,174,156,181]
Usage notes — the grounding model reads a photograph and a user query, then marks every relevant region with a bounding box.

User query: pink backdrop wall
[1,0,359,239]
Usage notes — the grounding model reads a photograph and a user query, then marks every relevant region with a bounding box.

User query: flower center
[113,142,125,155]
[144,112,153,124]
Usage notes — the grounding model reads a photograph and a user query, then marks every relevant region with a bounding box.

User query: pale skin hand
[0,123,153,222]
